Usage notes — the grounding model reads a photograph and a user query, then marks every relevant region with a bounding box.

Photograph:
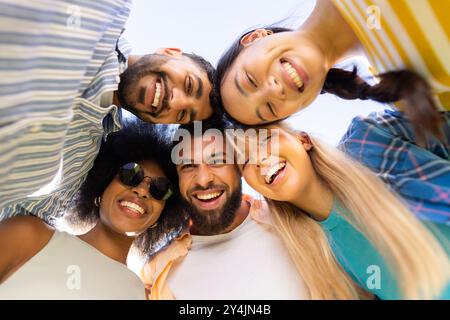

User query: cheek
[221,76,241,109]
[100,183,120,214]
[243,170,281,200]
[177,174,192,198]
[152,201,165,220]
[243,170,263,194]
[284,154,315,193]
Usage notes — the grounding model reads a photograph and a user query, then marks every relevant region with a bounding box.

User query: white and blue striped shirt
[0,0,132,221]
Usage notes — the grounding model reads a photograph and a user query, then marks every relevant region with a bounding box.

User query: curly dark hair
[70,118,188,257]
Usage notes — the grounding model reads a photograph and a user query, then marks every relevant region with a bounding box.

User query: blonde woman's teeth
[264,162,286,184]
[152,82,161,107]
[282,62,303,89]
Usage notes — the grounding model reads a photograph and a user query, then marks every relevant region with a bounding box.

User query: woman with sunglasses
[231,123,449,299]
[0,121,185,299]
[217,0,449,144]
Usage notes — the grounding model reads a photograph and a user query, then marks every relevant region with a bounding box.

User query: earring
[94,196,101,207]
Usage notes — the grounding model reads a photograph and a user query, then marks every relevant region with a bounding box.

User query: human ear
[155,47,183,57]
[297,131,313,151]
[240,29,273,47]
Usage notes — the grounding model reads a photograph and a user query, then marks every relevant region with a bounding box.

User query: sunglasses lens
[150,177,173,200]
[119,162,143,186]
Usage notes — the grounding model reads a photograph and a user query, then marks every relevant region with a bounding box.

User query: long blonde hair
[238,124,449,299]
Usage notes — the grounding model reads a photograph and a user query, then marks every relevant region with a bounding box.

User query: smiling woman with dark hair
[217,0,449,144]
[0,120,187,299]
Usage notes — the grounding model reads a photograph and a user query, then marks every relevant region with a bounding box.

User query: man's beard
[182,182,243,235]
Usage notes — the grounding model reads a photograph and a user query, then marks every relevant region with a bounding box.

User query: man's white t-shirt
[167,213,309,300]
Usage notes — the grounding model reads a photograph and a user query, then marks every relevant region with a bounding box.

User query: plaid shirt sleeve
[338,109,450,226]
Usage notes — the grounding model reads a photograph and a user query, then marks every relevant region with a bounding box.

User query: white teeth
[152,82,161,107]
[264,162,286,184]
[195,191,222,200]
[120,201,145,215]
[282,62,303,89]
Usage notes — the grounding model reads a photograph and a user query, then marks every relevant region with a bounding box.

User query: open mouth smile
[280,59,307,93]
[146,78,166,115]
[193,190,224,202]
[118,199,147,218]
[264,161,287,185]
[191,189,226,209]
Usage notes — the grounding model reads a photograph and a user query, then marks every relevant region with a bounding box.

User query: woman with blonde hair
[231,123,449,299]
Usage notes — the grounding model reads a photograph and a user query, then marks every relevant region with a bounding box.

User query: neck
[289,174,334,222]
[78,222,134,265]
[190,199,250,236]
[295,0,362,68]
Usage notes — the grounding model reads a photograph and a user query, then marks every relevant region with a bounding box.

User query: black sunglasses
[118,162,173,201]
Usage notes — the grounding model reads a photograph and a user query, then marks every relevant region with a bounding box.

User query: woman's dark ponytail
[322,67,444,145]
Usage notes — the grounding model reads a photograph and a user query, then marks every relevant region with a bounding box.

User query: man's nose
[195,165,214,187]
[170,87,194,111]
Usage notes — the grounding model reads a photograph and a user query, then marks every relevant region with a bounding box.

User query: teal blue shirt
[319,202,450,299]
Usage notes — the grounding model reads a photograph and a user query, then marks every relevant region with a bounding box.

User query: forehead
[164,54,202,72]
[175,134,229,162]
[137,159,165,176]
[221,73,259,125]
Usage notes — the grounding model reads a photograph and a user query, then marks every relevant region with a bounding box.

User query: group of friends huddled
[0,0,449,300]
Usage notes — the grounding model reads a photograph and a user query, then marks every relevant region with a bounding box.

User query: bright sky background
[122,0,387,197]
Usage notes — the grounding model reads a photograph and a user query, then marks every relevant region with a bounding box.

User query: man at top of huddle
[140,119,309,300]
[0,1,218,221]
[117,48,217,124]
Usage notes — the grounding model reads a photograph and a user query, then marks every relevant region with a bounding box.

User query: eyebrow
[209,152,226,159]
[194,74,203,99]
[206,152,227,163]
[178,157,194,164]
[234,72,248,97]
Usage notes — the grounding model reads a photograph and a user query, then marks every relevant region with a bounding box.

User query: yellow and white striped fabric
[331,0,450,110]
